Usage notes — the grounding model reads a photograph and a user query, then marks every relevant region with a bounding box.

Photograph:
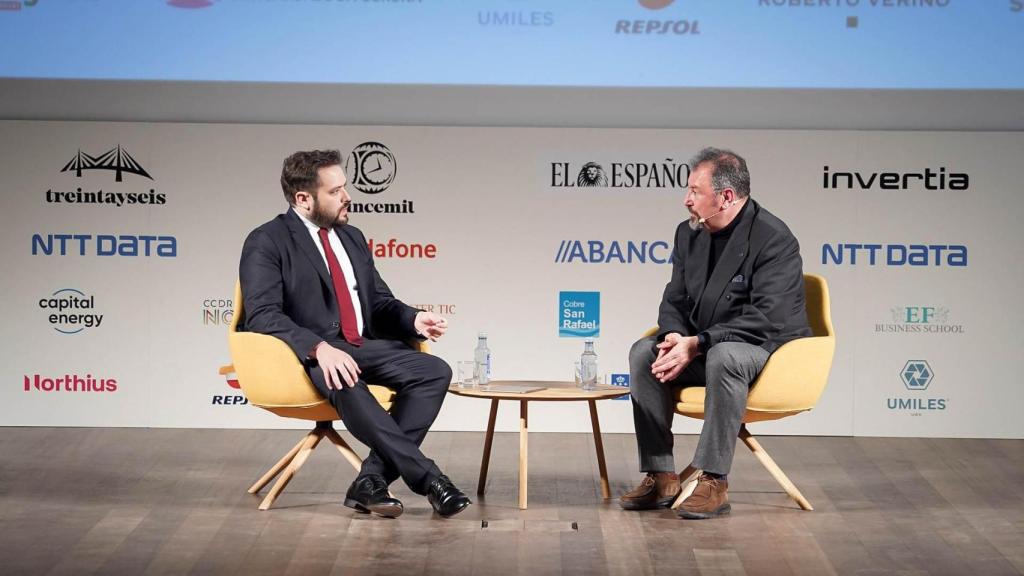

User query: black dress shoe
[344,475,404,518]
[427,474,471,518]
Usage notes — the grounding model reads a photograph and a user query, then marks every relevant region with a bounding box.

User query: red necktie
[317,228,363,346]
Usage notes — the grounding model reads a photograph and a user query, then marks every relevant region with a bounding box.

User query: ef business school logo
[876,306,965,335]
[887,360,948,415]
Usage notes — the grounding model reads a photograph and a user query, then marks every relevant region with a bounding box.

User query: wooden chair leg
[739,425,813,511]
[587,400,611,499]
[518,400,529,510]
[248,432,311,495]
[477,399,499,495]
[258,429,324,511]
[323,427,365,472]
[672,464,701,509]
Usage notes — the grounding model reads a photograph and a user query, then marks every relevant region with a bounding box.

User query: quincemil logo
[876,306,964,335]
[821,243,966,267]
[887,360,947,415]
[559,291,600,338]
[203,298,234,327]
[345,142,415,216]
[31,233,178,257]
[556,239,672,264]
[24,373,117,393]
[367,238,437,259]
[48,145,167,208]
[551,159,689,189]
[39,288,103,334]
[618,0,699,35]
[215,366,249,406]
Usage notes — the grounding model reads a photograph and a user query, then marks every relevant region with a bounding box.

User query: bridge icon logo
[60,145,153,182]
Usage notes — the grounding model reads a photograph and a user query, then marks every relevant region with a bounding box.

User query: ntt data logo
[821,243,966,267]
[39,288,103,334]
[555,240,672,264]
[23,373,117,393]
[887,360,948,414]
[31,234,178,257]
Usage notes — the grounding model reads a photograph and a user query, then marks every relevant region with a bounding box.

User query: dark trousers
[308,338,452,495]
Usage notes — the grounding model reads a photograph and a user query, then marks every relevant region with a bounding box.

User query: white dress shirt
[293,208,365,335]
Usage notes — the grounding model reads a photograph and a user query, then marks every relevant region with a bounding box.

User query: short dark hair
[689,147,751,198]
[280,149,342,205]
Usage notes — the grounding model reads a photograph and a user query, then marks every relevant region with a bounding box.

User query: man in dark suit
[619,148,811,519]
[238,149,470,518]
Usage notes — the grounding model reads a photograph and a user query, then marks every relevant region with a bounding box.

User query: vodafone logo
[367,238,438,259]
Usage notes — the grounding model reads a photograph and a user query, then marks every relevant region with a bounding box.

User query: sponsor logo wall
[0,121,1020,439]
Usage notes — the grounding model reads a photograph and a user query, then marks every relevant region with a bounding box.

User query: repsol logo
[823,166,968,190]
[615,20,700,34]
[821,243,966,267]
[23,373,117,393]
[555,240,672,264]
[31,234,178,257]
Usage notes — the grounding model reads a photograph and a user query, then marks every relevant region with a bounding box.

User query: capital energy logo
[39,288,103,334]
[214,367,248,406]
[551,159,689,189]
[367,238,437,259]
[618,0,699,35]
[821,243,966,267]
[822,166,969,191]
[202,298,234,327]
[23,373,117,393]
[559,291,600,337]
[876,306,964,335]
[47,145,166,207]
[556,239,672,264]
[887,360,947,414]
[31,233,178,257]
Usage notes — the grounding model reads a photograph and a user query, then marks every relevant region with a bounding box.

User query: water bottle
[474,332,491,385]
[580,338,598,390]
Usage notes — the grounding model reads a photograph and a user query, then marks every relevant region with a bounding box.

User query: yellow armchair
[644,273,835,510]
[219,281,425,510]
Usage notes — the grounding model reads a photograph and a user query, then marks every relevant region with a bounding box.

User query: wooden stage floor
[1,428,1021,575]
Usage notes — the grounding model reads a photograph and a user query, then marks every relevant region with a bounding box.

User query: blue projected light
[0,0,1021,89]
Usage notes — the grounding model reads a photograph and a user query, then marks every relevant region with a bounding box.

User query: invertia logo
[31,234,178,257]
[24,374,117,393]
[367,238,437,259]
[822,166,969,191]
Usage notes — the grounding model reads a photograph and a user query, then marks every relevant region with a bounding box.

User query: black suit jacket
[238,210,420,358]
[657,199,811,354]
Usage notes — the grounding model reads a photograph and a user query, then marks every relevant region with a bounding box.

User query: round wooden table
[448,380,629,509]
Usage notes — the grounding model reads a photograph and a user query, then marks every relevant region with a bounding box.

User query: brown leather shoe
[619,472,681,510]
[677,473,730,519]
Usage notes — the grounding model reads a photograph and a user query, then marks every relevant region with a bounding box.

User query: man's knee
[629,336,657,370]
[705,343,766,388]
[420,354,452,388]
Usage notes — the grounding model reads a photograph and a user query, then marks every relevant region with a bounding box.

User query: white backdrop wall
[1,120,1021,439]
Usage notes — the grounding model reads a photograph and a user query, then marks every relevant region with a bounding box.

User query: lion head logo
[577,162,608,187]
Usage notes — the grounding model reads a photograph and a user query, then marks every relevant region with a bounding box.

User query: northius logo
[31,234,177,257]
[821,243,966,266]
[555,240,671,264]
[24,373,117,393]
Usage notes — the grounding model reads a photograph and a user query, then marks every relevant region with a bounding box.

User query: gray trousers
[629,336,768,475]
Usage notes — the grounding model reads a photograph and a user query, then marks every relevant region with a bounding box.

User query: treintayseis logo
[48,145,167,208]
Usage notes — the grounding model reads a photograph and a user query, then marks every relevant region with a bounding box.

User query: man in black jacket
[620,147,811,519]
[239,149,470,518]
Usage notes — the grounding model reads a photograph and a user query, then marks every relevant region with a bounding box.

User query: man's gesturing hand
[414,311,448,342]
[650,333,700,384]
[315,342,361,390]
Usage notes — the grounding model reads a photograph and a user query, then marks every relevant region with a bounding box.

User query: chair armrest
[747,336,835,412]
